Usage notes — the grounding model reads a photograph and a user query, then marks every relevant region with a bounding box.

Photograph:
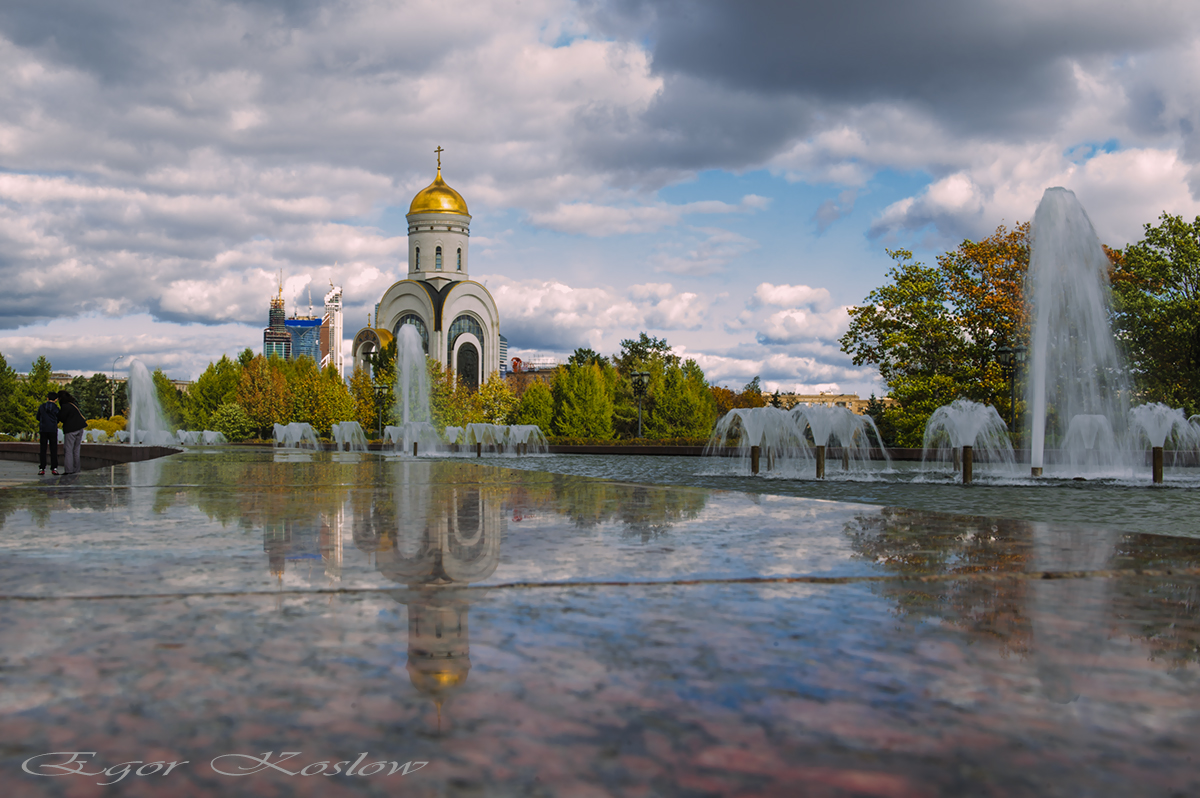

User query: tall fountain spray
[1026,188,1130,473]
[126,359,176,446]
[394,324,440,453]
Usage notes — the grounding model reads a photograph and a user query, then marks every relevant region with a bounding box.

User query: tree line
[840,212,1200,447]
[2,332,770,443]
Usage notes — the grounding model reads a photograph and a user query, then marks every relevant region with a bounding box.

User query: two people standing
[36,390,88,476]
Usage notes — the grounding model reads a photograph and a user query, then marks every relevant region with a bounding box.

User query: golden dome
[408,166,469,216]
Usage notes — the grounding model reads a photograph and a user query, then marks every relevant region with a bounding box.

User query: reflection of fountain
[273,422,319,449]
[922,399,1016,478]
[331,421,368,452]
[127,359,176,446]
[705,405,887,477]
[1026,188,1131,475]
[1028,521,1119,703]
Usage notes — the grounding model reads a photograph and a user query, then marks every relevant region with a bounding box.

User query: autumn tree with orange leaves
[841,224,1030,446]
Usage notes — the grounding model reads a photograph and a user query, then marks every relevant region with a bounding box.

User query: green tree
[64,374,110,419]
[237,355,290,437]
[568,347,608,367]
[839,249,979,447]
[552,362,614,439]
[152,369,186,431]
[477,373,518,424]
[841,225,1033,446]
[14,356,54,434]
[1113,212,1200,414]
[237,348,254,368]
[0,351,22,433]
[187,356,242,429]
[349,366,379,433]
[865,394,897,448]
[614,332,678,373]
[513,379,553,431]
[645,359,717,438]
[210,402,256,442]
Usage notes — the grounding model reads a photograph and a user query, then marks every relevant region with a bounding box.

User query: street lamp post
[995,344,1028,436]
[111,355,125,417]
[631,371,650,438]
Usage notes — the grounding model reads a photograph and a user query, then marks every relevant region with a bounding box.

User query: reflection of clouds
[845,508,1200,703]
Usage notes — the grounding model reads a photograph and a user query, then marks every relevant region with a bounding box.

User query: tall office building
[498,334,508,376]
[321,284,344,378]
[286,317,323,362]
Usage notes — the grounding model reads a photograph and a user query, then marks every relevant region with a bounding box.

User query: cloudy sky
[2,0,1199,394]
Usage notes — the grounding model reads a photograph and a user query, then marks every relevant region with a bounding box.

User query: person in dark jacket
[36,391,60,476]
[56,390,87,474]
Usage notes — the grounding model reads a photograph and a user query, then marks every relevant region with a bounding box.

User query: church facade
[351,152,500,391]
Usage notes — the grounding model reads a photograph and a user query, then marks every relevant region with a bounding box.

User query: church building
[351,149,500,391]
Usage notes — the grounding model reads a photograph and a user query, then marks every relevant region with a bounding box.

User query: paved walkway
[0,460,45,488]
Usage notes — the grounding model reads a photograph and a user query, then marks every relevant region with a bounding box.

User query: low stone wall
[0,442,182,472]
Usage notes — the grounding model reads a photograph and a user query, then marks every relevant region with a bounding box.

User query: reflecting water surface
[0,449,1197,795]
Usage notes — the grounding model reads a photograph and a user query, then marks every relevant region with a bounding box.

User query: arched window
[456,342,479,392]
[448,313,484,352]
[435,246,443,270]
[415,246,420,270]
[457,248,462,270]
[393,313,429,354]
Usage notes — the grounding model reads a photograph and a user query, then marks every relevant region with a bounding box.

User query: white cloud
[729,282,849,345]
[869,145,1200,245]
[527,195,769,237]
[483,275,709,354]
[652,227,759,275]
[0,313,260,378]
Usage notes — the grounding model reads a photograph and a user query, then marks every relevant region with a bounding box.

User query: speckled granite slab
[1,449,1197,796]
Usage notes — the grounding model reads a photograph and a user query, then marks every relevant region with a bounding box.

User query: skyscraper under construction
[263,289,291,360]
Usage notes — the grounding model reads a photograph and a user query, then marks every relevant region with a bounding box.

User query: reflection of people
[56,390,87,474]
[36,392,60,476]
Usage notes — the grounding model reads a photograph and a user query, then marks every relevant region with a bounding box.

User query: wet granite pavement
[1,449,1197,796]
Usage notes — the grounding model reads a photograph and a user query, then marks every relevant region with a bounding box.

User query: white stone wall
[406,211,470,280]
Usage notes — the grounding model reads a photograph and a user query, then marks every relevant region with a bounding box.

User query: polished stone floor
[1,449,1197,796]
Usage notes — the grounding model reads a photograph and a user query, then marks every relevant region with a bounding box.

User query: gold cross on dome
[434,145,444,170]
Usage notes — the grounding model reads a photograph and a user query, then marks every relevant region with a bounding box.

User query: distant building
[768,392,896,415]
[505,356,559,393]
[498,334,508,376]
[286,317,323,363]
[263,292,291,360]
[321,284,344,378]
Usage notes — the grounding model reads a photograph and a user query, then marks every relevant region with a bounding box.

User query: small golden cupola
[408,147,469,216]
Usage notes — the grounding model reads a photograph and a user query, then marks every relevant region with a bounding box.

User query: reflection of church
[344,467,503,714]
[375,482,501,708]
[351,149,501,391]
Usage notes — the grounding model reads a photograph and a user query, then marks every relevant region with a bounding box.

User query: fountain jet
[1026,188,1130,474]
